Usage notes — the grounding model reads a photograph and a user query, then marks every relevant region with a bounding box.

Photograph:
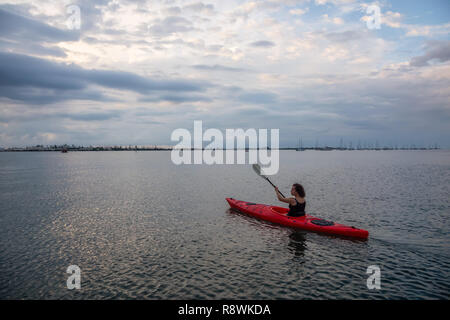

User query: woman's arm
[275,187,294,204]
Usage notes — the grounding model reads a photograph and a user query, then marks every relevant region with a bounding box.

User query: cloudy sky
[0,0,449,148]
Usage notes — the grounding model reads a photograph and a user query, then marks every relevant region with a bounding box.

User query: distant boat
[61,148,68,153]
[296,138,304,151]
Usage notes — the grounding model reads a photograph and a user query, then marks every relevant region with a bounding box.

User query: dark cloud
[0,86,111,105]
[0,110,123,122]
[139,94,212,103]
[323,30,366,43]
[133,107,179,117]
[183,2,215,15]
[192,64,246,72]
[0,7,82,57]
[86,69,205,93]
[410,41,450,67]
[250,40,276,48]
[0,40,67,57]
[0,8,80,43]
[148,16,194,36]
[0,52,210,104]
[237,92,278,105]
[60,111,123,121]
[0,52,86,90]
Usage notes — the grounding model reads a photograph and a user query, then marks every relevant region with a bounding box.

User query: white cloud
[322,14,344,25]
[289,8,308,16]
[405,23,450,37]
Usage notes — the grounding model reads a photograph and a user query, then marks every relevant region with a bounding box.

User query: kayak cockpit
[271,206,289,215]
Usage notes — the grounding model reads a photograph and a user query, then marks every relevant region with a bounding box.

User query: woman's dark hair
[293,183,305,197]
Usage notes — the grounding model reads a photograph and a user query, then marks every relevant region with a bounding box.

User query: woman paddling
[274,183,306,217]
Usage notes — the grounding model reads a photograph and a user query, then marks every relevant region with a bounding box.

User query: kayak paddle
[252,163,286,198]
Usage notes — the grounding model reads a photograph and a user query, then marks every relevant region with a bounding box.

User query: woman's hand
[275,187,291,204]
[275,187,282,199]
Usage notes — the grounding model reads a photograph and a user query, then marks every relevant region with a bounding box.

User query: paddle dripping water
[226,198,369,239]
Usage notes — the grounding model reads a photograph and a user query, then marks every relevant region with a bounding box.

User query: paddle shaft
[265,177,286,198]
[252,164,286,198]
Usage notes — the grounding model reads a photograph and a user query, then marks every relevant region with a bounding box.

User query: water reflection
[287,231,307,257]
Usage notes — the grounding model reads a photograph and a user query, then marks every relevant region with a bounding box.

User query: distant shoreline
[0,147,443,152]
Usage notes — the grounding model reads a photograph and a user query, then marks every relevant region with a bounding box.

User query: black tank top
[288,198,305,217]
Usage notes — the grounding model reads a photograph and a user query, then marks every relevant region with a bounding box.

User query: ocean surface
[0,150,449,299]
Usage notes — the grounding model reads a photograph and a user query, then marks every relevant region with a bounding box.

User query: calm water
[0,150,449,299]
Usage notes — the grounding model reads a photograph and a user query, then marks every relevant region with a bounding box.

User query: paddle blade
[252,163,264,177]
[252,163,260,175]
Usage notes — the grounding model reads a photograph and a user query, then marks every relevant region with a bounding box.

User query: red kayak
[226,198,369,239]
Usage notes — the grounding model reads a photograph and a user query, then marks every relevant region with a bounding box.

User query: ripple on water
[0,151,449,299]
